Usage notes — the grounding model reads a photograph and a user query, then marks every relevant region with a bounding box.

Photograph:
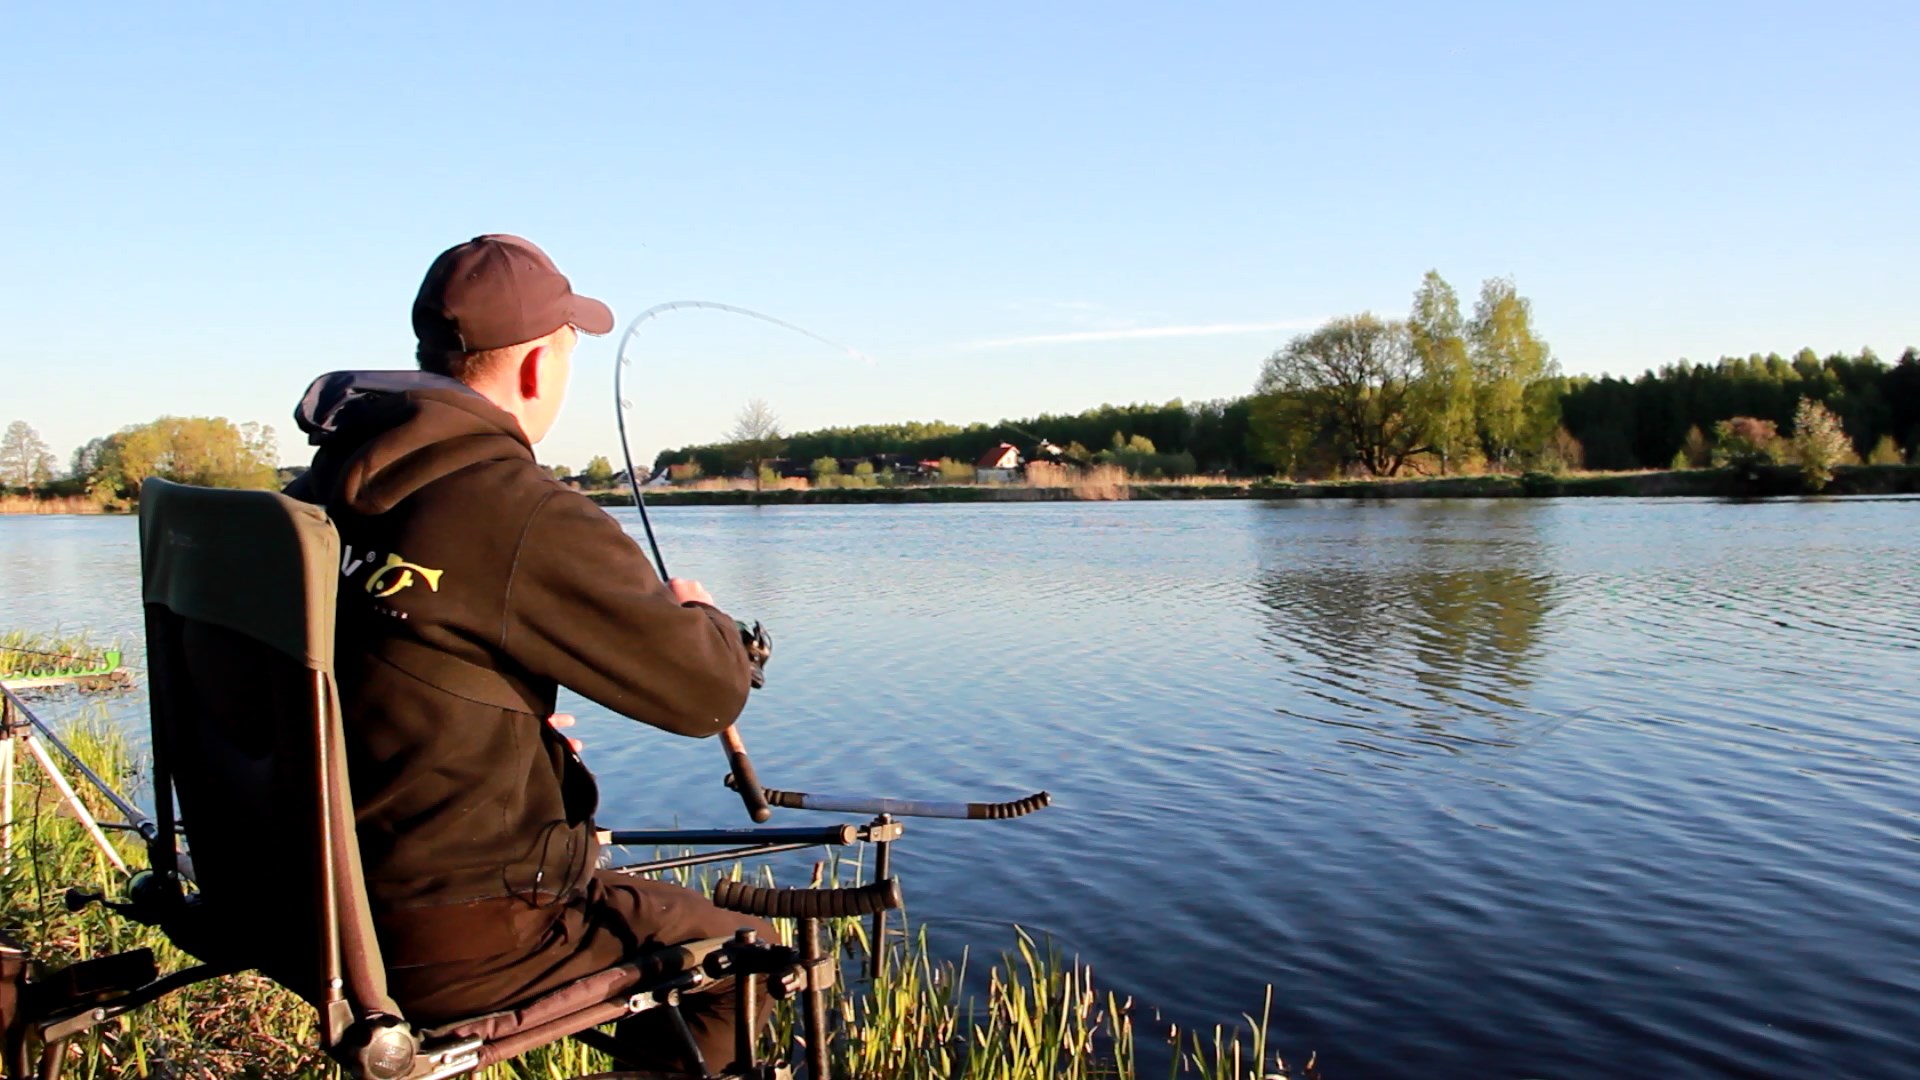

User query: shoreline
[588,463,1920,507]
[5,464,1914,515]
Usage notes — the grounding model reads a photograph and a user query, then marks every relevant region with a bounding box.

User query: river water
[3,499,1917,1078]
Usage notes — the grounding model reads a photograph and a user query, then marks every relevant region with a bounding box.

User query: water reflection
[1255,502,1557,761]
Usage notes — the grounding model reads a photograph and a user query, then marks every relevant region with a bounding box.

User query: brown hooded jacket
[287,371,753,964]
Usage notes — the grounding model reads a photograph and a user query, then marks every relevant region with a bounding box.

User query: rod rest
[728,776,1053,819]
[711,878,903,920]
[968,791,1052,819]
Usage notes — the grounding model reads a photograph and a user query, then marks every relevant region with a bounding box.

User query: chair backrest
[138,478,397,1044]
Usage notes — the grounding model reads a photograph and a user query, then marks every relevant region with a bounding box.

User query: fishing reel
[737,619,773,690]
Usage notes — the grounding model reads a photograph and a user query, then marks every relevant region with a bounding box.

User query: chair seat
[422,936,729,1045]
[407,936,733,1073]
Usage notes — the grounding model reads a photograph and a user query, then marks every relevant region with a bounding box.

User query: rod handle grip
[721,727,773,823]
[712,877,904,919]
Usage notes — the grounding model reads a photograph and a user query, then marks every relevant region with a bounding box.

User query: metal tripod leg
[18,730,126,874]
[1,733,14,869]
[868,814,893,981]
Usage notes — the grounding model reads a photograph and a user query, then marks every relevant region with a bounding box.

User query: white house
[975,442,1021,484]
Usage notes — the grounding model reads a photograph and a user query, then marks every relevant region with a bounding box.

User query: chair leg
[663,1005,710,1078]
[572,999,711,1079]
[37,1035,66,1080]
[798,918,828,1080]
[733,965,758,1073]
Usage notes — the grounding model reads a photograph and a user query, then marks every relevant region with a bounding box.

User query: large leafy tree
[1252,314,1428,477]
[71,417,277,492]
[1407,271,1476,474]
[71,435,121,487]
[1790,397,1853,491]
[726,398,787,491]
[580,455,616,487]
[1247,390,1329,478]
[1469,278,1555,469]
[0,421,58,491]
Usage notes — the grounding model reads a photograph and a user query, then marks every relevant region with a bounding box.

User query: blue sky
[3,1,1914,470]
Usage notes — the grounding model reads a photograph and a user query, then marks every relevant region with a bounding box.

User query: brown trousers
[386,873,777,1074]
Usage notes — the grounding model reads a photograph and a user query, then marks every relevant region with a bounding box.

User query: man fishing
[285,234,773,1074]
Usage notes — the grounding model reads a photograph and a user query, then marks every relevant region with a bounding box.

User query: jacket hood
[290,370,535,515]
[296,370,479,443]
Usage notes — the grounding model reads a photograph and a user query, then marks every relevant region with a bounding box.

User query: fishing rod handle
[712,877,904,920]
[720,726,773,823]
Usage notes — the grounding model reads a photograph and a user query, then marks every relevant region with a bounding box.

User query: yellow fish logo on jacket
[365,553,445,598]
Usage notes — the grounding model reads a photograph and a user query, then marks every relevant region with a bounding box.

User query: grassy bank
[1,714,1309,1079]
[589,463,1920,507]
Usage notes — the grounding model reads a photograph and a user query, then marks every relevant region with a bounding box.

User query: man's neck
[464,376,534,444]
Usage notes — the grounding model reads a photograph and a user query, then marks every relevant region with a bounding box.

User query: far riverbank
[589,463,1920,507]
[6,464,1913,514]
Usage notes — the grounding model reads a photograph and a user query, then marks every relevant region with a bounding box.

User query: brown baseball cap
[412,234,614,353]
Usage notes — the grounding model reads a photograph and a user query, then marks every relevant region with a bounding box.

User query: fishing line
[606,305,1051,823]
[610,300,872,824]
[612,300,871,581]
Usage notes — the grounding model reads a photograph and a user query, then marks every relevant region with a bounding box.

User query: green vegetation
[1710,417,1782,471]
[3,716,1305,1079]
[52,417,278,504]
[655,402,1253,482]
[1562,347,1919,471]
[1789,398,1852,492]
[579,455,617,488]
[1247,274,1565,480]
[1095,435,1196,481]
[1867,435,1905,466]
[1253,313,1430,478]
[727,399,788,492]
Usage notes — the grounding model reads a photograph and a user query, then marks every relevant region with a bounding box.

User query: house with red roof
[975,442,1021,484]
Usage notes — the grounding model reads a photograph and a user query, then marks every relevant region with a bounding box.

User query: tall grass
[3,718,1308,1079]
[1005,463,1132,501]
[0,494,111,515]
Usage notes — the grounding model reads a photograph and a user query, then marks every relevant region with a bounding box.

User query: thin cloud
[964,319,1320,350]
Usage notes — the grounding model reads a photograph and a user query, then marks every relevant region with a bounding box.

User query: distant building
[975,442,1021,484]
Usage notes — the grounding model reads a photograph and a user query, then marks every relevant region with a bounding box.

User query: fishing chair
[0,479,899,1080]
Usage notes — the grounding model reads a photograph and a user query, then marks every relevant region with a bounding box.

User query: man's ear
[518,344,547,400]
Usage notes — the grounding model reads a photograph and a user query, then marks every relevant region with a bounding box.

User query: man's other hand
[668,578,717,607]
[548,713,583,753]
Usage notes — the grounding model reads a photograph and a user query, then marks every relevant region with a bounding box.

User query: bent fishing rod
[612,303,1049,824]
[615,302,861,822]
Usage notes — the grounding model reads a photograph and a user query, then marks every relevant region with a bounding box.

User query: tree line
[0,417,279,499]
[653,399,1257,479]
[1561,348,1919,471]
[654,271,1914,481]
